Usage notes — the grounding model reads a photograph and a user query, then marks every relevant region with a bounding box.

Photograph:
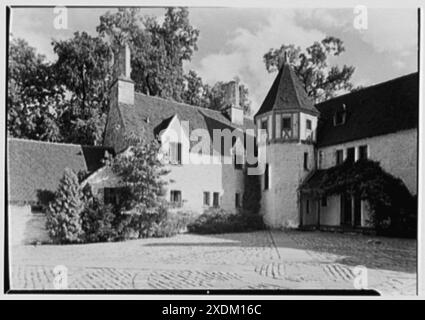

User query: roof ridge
[7,137,109,149]
[134,91,224,115]
[316,71,418,106]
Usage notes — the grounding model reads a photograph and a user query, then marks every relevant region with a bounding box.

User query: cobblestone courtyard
[9,231,417,295]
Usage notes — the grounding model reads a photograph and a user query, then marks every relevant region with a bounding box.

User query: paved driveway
[9,231,416,295]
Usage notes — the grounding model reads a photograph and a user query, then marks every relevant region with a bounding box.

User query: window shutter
[178,142,182,164]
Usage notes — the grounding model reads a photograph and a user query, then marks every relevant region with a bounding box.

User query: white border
[0,0,423,300]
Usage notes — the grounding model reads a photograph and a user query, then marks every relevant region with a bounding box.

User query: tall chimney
[111,43,134,105]
[223,79,244,125]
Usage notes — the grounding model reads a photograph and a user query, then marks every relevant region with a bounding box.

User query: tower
[254,59,319,228]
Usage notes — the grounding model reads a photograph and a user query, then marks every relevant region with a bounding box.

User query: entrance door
[341,193,352,226]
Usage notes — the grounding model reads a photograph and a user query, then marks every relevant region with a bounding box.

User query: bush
[46,168,84,244]
[187,208,265,234]
[148,210,195,237]
[80,185,117,243]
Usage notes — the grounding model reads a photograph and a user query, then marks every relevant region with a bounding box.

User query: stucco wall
[318,129,417,195]
[319,195,341,226]
[299,112,318,141]
[9,205,50,245]
[301,198,318,226]
[260,142,315,228]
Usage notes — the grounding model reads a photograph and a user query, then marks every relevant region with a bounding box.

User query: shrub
[80,185,117,243]
[46,168,84,244]
[148,210,195,237]
[187,208,265,234]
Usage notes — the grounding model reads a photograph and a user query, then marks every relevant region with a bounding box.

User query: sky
[9,7,418,115]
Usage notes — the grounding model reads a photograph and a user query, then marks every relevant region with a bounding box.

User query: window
[203,192,210,206]
[334,111,346,126]
[303,152,309,170]
[264,164,269,190]
[321,196,327,207]
[104,188,121,205]
[306,119,312,130]
[169,142,182,164]
[170,190,182,207]
[235,193,242,208]
[234,153,243,170]
[306,200,310,214]
[346,147,355,163]
[336,149,344,165]
[358,145,368,160]
[213,192,220,207]
[282,117,291,130]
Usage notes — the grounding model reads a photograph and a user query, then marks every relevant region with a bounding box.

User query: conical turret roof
[255,62,319,117]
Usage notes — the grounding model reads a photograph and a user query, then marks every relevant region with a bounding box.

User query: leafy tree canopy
[263,36,355,102]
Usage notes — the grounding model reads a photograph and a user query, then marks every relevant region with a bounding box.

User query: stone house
[7,44,418,244]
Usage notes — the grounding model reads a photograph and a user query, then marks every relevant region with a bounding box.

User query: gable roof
[316,72,418,148]
[117,92,254,147]
[255,62,319,117]
[7,138,113,204]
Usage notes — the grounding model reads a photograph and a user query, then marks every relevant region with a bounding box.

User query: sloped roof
[118,92,253,147]
[7,138,113,204]
[255,62,319,117]
[316,72,418,147]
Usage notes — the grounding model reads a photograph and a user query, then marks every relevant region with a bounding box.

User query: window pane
[264,164,269,190]
[347,147,355,163]
[203,192,210,206]
[336,150,343,165]
[359,145,368,160]
[213,192,220,207]
[306,119,312,130]
[282,117,291,130]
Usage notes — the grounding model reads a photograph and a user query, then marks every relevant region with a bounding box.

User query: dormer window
[333,104,347,126]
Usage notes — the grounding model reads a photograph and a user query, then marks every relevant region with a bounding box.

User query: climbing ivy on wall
[305,159,416,237]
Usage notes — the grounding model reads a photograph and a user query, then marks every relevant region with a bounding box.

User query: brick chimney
[110,43,134,105]
[223,79,244,126]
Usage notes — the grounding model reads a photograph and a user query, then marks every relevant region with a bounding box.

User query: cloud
[192,8,417,115]
[360,9,417,53]
[295,8,417,54]
[193,9,325,114]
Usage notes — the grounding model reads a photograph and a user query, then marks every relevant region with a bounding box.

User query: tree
[181,71,252,115]
[181,70,210,108]
[97,7,199,102]
[263,36,355,102]
[52,31,113,145]
[105,135,170,237]
[46,168,84,243]
[8,37,63,141]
